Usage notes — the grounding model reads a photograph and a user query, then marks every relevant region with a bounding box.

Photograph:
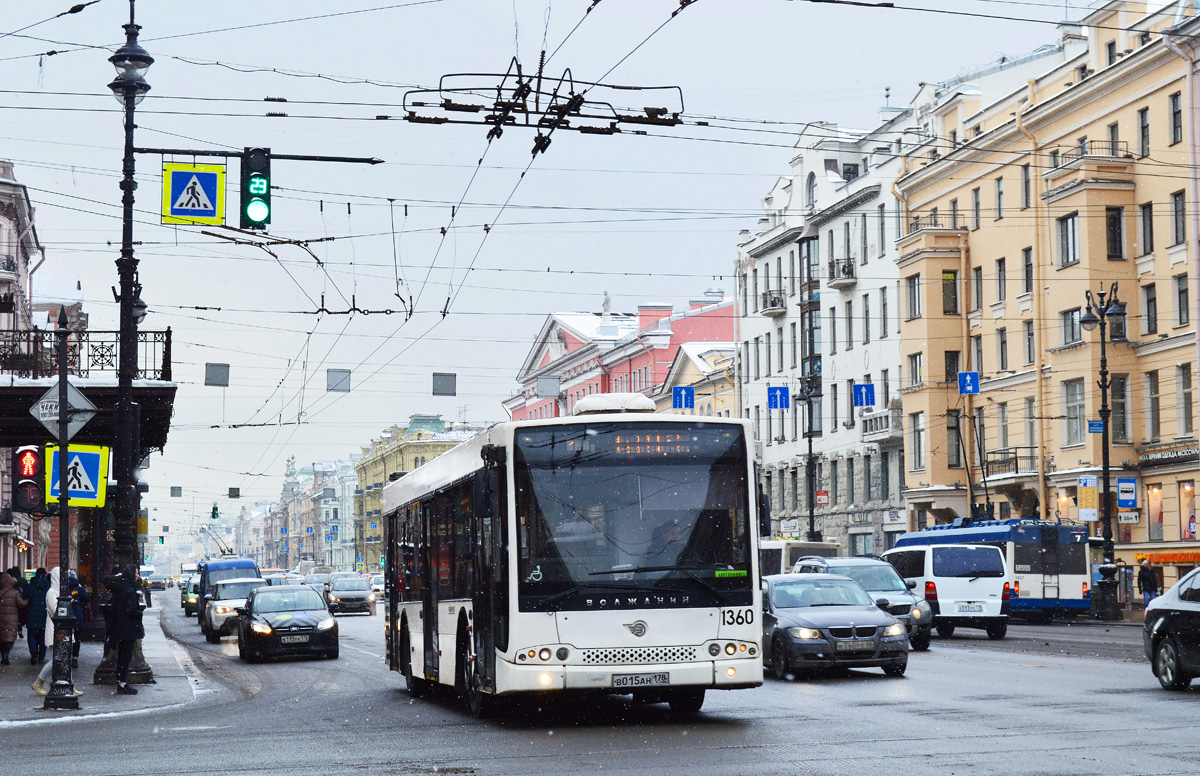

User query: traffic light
[240,147,271,229]
[11,445,45,513]
[211,503,219,520]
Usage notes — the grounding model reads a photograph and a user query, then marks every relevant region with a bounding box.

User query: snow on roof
[552,311,639,340]
[676,342,736,374]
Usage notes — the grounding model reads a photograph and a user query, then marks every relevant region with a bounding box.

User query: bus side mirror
[758,492,771,537]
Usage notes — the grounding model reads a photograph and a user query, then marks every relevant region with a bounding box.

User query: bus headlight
[556,647,569,661]
[724,643,736,655]
[539,672,553,686]
[882,623,906,637]
[538,648,552,661]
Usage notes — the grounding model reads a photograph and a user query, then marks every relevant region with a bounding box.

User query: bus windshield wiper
[589,565,725,599]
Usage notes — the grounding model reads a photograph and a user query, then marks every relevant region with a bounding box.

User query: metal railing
[828,257,856,283]
[760,289,786,312]
[985,446,1043,475]
[1060,139,1130,165]
[0,328,172,380]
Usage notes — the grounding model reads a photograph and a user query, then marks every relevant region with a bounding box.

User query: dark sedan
[326,576,376,615]
[236,586,338,662]
[762,573,909,678]
[1143,567,1200,690]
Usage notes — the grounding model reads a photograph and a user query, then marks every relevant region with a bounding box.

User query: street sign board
[672,386,695,409]
[162,162,226,225]
[306,526,313,533]
[1077,475,1098,522]
[1118,510,1140,524]
[852,383,876,407]
[767,386,790,410]
[29,383,96,440]
[1117,478,1137,509]
[957,371,980,395]
[1087,420,1104,434]
[815,490,830,505]
[44,444,109,507]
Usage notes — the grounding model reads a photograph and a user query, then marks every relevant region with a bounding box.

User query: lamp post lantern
[1080,282,1125,621]
[798,373,823,542]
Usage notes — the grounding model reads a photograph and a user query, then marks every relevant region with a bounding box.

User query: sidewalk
[0,603,197,725]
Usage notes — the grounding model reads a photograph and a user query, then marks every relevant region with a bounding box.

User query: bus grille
[581,646,699,665]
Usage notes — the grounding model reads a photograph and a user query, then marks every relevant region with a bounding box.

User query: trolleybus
[382,394,765,717]
[893,519,1090,620]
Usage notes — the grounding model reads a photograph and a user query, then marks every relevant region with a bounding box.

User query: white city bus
[382,394,765,717]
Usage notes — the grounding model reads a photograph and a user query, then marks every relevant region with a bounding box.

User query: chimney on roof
[638,304,673,331]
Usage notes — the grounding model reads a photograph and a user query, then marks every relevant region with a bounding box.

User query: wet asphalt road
[3,605,1194,776]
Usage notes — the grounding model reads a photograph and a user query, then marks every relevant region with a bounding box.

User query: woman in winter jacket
[31,568,83,697]
[25,568,50,664]
[0,572,29,665]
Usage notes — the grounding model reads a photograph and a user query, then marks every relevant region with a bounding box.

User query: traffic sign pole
[45,308,78,709]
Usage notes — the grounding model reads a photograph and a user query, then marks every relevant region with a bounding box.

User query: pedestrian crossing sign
[162,162,226,225]
[45,444,109,507]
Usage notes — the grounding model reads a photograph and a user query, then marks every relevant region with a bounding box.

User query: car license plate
[835,640,872,652]
[280,635,309,644]
[957,603,984,613]
[611,672,669,688]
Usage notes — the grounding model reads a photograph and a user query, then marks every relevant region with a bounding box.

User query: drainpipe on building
[1015,79,1051,521]
[734,265,743,419]
[1162,33,1200,404]
[957,228,976,520]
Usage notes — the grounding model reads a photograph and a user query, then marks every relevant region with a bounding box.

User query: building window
[829,308,837,353]
[862,294,871,344]
[996,258,1007,302]
[1171,92,1183,144]
[944,350,961,383]
[1023,320,1035,364]
[847,457,855,502]
[845,301,854,349]
[766,403,773,442]
[950,198,959,228]
[1172,191,1186,246]
[947,410,963,468]
[844,221,852,260]
[1179,364,1195,436]
[1021,164,1031,209]
[1147,370,1161,441]
[754,406,761,440]
[742,341,750,383]
[1106,207,1125,259]
[972,187,981,229]
[1111,374,1130,442]
[972,266,983,310]
[790,322,798,368]
[881,369,890,406]
[995,176,1004,219]
[1106,40,1117,65]
[997,402,1009,449]
[878,203,887,257]
[1176,275,1190,326]
[971,335,984,373]
[832,388,839,429]
[1022,247,1033,294]
[754,337,761,379]
[880,287,889,338]
[828,229,834,261]
[864,454,873,501]
[943,270,959,315]
[1107,121,1120,156]
[880,450,891,499]
[1064,378,1085,446]
[764,333,772,375]
[1061,308,1081,345]
[907,352,924,387]
[861,213,869,263]
[1138,107,1150,157]
[906,274,922,319]
[910,412,925,470]
[1025,397,1036,445]
[997,328,1008,371]
[831,461,840,503]
[789,250,796,296]
[1058,213,1079,267]
[1144,283,1158,335]
[806,172,817,206]
[1140,202,1154,255]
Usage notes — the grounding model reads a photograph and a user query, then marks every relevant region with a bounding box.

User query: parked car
[370,574,385,597]
[236,585,338,662]
[761,573,909,678]
[882,544,1010,640]
[203,578,267,643]
[327,576,376,615]
[1143,567,1200,690]
[793,555,933,651]
[180,575,200,616]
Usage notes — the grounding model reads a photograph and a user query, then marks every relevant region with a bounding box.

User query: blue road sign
[281,527,287,534]
[957,371,980,395]
[1117,478,1137,509]
[306,526,313,534]
[370,522,378,530]
[1087,420,1104,434]
[672,386,695,409]
[46,445,108,507]
[331,524,338,532]
[163,163,225,225]
[852,384,876,407]
[767,386,790,410]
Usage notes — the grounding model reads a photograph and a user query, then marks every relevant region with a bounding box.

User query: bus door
[1041,526,1060,599]
[423,501,440,681]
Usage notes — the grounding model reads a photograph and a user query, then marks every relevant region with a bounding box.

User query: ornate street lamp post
[1080,282,1125,621]
[798,373,823,542]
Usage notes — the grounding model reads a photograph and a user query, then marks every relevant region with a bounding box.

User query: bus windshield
[514,422,752,611]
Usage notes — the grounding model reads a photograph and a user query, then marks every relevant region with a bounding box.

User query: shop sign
[1139,551,1200,565]
[1138,446,1200,465]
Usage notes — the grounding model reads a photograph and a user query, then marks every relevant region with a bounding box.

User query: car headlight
[329,595,340,602]
[787,627,822,640]
[910,606,923,620]
[367,593,376,602]
[187,596,196,603]
[214,605,232,615]
[250,622,272,635]
[882,623,906,637]
[317,618,336,631]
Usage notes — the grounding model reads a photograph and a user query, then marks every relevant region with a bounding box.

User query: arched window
[806,172,817,207]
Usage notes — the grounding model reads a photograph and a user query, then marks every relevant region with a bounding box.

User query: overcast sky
[2,0,1089,538]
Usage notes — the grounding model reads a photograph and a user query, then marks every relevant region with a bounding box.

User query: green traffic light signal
[240,147,271,229]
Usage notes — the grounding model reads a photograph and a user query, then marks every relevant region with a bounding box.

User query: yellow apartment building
[651,343,738,418]
[895,2,1198,590]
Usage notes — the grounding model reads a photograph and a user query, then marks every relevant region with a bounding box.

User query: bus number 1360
[721,608,754,626]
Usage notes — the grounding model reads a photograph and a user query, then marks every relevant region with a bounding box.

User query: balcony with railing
[896,215,966,266]
[861,403,902,444]
[0,254,17,284]
[984,446,1045,477]
[760,289,786,316]
[827,257,857,289]
[0,328,172,379]
[1044,140,1133,193]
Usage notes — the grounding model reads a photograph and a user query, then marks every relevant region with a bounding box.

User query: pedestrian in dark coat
[7,566,28,638]
[0,572,28,664]
[108,565,144,695]
[68,571,90,668]
[1138,559,1160,608]
[25,568,50,664]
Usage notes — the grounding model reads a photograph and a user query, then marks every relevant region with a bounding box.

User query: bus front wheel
[667,688,705,714]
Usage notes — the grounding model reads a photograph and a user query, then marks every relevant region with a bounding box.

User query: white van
[881,544,1010,640]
